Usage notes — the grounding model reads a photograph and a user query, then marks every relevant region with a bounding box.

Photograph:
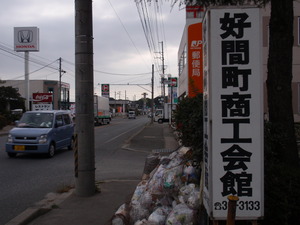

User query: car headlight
[39,134,48,144]
[7,134,13,143]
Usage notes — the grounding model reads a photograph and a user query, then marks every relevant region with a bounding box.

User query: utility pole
[160,41,165,103]
[75,0,95,197]
[142,92,148,114]
[114,91,117,116]
[151,64,154,124]
[58,57,66,110]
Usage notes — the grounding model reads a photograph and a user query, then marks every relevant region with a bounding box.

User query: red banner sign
[32,93,53,102]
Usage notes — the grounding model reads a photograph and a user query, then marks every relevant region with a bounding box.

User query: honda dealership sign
[203,7,264,220]
[14,27,39,52]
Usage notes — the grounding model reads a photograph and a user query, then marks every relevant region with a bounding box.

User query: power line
[0,43,59,71]
[107,0,151,71]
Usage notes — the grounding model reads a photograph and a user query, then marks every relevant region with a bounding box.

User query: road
[0,116,150,225]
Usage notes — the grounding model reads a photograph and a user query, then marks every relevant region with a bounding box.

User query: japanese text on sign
[204,8,263,220]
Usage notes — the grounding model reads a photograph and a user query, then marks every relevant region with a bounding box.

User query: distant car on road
[6,110,74,158]
[128,111,136,119]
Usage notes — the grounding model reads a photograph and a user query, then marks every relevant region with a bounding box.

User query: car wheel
[7,153,17,158]
[158,119,163,124]
[68,138,74,150]
[47,144,55,158]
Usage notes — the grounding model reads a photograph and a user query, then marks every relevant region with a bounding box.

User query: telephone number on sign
[214,201,261,211]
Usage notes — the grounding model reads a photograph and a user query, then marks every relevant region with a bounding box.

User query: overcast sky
[0,0,186,101]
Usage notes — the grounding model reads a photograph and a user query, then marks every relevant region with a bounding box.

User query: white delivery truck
[94,95,111,125]
[154,103,176,124]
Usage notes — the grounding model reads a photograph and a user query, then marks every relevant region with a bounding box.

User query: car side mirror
[55,120,63,128]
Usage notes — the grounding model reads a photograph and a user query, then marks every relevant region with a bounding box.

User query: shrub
[173,94,203,161]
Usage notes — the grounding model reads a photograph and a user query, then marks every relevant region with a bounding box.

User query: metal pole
[24,51,30,111]
[59,57,62,110]
[75,0,95,197]
[170,85,173,124]
[226,195,239,225]
[161,41,165,102]
[151,64,154,124]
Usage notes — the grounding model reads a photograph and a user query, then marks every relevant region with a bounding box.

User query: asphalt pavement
[3,122,180,225]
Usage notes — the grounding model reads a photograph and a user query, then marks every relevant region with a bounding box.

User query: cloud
[0,0,186,101]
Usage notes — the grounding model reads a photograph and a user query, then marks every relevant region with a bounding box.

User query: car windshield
[18,113,54,128]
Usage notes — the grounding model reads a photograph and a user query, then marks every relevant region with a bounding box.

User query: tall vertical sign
[188,22,203,97]
[101,84,110,98]
[14,27,40,110]
[168,77,178,104]
[203,7,264,220]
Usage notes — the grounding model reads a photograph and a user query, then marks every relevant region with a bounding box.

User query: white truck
[94,95,111,125]
[154,103,176,124]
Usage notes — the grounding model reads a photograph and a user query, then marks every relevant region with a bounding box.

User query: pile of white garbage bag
[112,146,201,225]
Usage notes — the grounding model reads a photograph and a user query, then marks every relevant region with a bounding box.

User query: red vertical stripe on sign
[188,22,203,97]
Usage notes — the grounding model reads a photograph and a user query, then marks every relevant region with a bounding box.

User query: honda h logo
[18,30,33,43]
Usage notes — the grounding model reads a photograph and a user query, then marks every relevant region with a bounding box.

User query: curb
[5,190,74,225]
[0,131,9,137]
[5,207,51,225]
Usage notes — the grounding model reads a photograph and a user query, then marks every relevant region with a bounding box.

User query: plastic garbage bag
[166,203,195,225]
[112,216,125,225]
[159,156,171,166]
[139,190,153,209]
[165,153,183,169]
[163,165,183,194]
[143,153,160,175]
[178,184,195,204]
[187,187,200,210]
[178,184,200,209]
[182,161,200,184]
[134,219,156,225]
[112,203,130,225]
[148,206,172,225]
[147,165,165,196]
[131,181,147,202]
[130,200,150,224]
[155,195,173,207]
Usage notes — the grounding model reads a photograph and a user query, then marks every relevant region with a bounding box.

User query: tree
[266,0,298,166]
[173,94,203,161]
[0,86,25,114]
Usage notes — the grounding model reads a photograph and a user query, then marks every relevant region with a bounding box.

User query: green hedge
[173,94,203,161]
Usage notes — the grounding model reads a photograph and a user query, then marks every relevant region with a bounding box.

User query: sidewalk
[5,122,180,225]
[0,125,14,137]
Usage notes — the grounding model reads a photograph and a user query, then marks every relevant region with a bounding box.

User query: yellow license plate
[14,145,25,151]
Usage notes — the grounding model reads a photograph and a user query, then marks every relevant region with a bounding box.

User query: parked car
[6,110,74,158]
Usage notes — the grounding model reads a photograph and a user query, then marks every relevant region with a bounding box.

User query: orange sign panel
[188,22,203,97]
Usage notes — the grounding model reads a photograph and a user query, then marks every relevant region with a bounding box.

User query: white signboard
[32,93,53,111]
[203,7,264,220]
[14,27,40,52]
[32,103,53,111]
